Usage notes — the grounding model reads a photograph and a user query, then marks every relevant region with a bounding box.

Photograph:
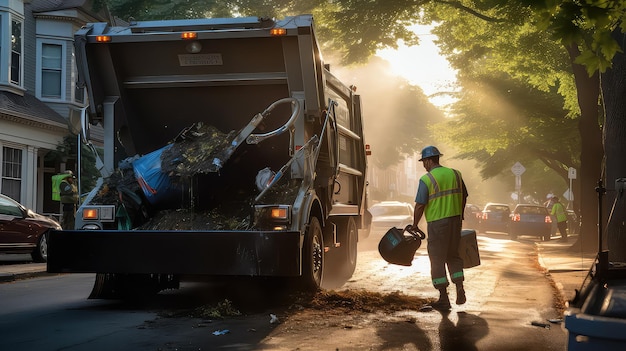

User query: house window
[41,44,62,98]
[10,19,21,85]
[1,146,22,201]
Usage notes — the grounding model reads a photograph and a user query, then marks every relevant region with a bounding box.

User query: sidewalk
[0,261,48,283]
[536,238,596,303]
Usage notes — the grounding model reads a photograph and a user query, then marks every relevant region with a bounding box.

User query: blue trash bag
[132,144,181,206]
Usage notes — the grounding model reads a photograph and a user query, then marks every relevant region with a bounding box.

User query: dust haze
[331,57,514,207]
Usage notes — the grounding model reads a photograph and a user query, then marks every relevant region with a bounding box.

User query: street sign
[511,162,526,176]
[568,167,577,179]
[564,189,574,201]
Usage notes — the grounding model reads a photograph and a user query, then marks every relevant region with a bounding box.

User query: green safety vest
[421,167,463,222]
[551,202,567,223]
[51,174,67,201]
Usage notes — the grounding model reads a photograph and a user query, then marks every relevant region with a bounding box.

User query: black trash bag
[378,225,426,266]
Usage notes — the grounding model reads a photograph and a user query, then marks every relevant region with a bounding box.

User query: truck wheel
[300,216,324,291]
[338,217,358,279]
[31,232,48,263]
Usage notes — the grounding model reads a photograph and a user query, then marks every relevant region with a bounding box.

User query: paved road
[0,233,570,350]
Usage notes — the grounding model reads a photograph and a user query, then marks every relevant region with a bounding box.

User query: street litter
[212,329,230,336]
[548,318,563,324]
[531,321,550,329]
[269,314,279,324]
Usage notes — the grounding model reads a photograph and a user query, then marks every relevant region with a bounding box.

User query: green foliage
[527,0,626,75]
[434,72,579,182]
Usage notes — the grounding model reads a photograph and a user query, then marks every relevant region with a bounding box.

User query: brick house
[0,0,108,216]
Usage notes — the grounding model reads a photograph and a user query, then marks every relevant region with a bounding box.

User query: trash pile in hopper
[161,122,237,177]
[87,122,300,231]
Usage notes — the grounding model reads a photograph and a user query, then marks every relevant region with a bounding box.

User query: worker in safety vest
[410,146,468,311]
[550,196,568,242]
[59,170,79,230]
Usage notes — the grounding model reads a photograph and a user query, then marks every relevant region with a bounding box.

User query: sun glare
[376,25,458,108]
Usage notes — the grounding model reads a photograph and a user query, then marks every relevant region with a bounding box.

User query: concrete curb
[0,271,55,283]
[0,262,53,283]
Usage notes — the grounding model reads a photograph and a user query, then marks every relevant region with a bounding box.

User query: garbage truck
[47,15,370,298]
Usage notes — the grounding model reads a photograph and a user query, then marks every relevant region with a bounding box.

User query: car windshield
[370,205,411,217]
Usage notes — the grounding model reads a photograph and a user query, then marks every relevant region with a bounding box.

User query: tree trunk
[565,44,603,253]
[602,30,626,262]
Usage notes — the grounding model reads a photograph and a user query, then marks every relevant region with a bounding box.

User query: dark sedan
[479,203,511,234]
[510,204,552,241]
[0,193,61,262]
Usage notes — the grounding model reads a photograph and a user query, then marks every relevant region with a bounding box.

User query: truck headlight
[254,205,291,230]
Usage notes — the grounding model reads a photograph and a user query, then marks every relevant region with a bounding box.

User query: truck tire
[31,232,48,263]
[300,216,324,291]
[337,217,358,279]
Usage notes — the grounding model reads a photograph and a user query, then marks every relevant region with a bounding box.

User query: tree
[602,29,626,261]
[522,1,626,256]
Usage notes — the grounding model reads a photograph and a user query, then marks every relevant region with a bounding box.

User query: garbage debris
[531,321,550,329]
[255,167,276,191]
[188,299,242,319]
[161,122,237,177]
[269,314,279,324]
[212,329,230,336]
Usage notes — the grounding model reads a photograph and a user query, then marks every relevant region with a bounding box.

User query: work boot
[431,291,451,311]
[456,284,466,305]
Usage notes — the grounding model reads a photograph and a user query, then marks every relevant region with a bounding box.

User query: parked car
[0,193,61,262]
[463,203,482,229]
[510,204,552,241]
[368,201,414,234]
[479,203,511,234]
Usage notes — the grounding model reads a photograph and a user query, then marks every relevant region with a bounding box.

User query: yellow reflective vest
[420,166,464,222]
[551,202,567,223]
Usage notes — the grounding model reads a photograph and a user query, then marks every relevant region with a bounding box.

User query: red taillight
[513,213,521,222]
[481,212,488,220]
[545,216,552,223]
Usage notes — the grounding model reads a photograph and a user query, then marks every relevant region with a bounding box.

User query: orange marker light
[83,208,99,220]
[96,36,111,43]
[181,32,198,40]
[270,28,287,36]
[271,207,288,219]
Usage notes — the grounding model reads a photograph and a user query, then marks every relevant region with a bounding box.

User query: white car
[368,201,414,234]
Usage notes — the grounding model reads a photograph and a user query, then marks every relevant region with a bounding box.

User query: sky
[375,25,458,108]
